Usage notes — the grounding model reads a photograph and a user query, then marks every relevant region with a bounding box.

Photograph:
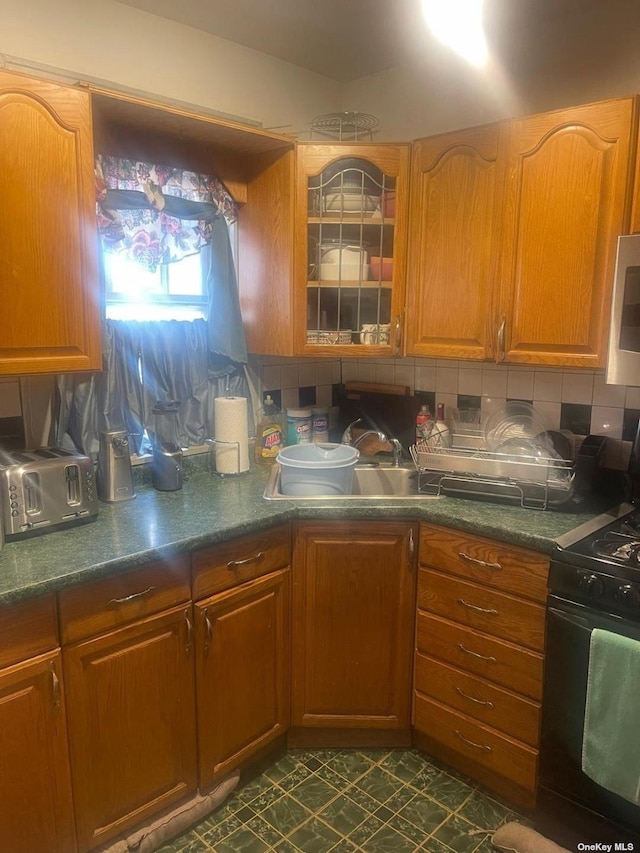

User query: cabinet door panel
[0,69,101,375]
[64,606,197,852]
[0,651,76,853]
[292,522,415,728]
[196,569,290,789]
[496,98,634,367]
[406,124,499,359]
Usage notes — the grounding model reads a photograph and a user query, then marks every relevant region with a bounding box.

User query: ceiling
[115,0,613,83]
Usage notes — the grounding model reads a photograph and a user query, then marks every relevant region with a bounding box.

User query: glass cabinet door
[295,145,410,356]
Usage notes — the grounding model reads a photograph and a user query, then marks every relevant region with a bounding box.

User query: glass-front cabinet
[294,144,411,356]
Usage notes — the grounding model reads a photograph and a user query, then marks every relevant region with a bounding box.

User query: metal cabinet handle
[50,662,61,712]
[454,686,494,708]
[227,552,264,570]
[455,730,492,752]
[458,598,499,615]
[457,643,497,663]
[497,315,506,362]
[409,529,414,560]
[108,586,156,605]
[394,315,402,355]
[185,611,193,656]
[458,552,502,571]
[203,608,213,657]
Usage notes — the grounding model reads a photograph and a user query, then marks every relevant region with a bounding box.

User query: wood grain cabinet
[0,595,76,853]
[60,558,196,853]
[192,524,291,790]
[294,144,411,356]
[0,68,102,375]
[413,524,549,810]
[406,123,500,360]
[291,521,416,744]
[407,96,636,367]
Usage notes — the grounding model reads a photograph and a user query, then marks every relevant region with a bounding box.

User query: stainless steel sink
[263,463,440,500]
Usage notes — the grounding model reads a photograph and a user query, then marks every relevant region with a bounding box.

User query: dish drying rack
[409,431,575,510]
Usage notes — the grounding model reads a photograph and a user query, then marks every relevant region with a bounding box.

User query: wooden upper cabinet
[294,143,410,357]
[0,69,102,375]
[406,124,500,359]
[494,97,636,367]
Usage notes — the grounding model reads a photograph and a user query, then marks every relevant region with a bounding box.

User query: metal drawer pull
[457,643,497,663]
[458,552,502,571]
[458,598,499,615]
[455,730,492,752]
[455,686,494,708]
[108,586,156,605]
[185,611,193,656]
[227,551,265,570]
[50,662,61,712]
[203,609,213,657]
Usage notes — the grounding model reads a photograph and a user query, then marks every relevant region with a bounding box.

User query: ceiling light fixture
[422,0,488,67]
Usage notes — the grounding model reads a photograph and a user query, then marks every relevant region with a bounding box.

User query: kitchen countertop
[0,462,623,606]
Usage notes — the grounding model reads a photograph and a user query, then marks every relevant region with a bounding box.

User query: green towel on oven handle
[582,628,640,805]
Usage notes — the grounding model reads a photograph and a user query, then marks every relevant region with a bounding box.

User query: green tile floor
[157,749,525,853]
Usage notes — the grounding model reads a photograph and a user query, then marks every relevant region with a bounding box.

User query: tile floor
[157,748,525,853]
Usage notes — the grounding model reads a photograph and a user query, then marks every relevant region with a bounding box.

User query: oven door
[539,595,640,842]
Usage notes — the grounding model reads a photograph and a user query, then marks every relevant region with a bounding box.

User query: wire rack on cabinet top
[309,111,380,141]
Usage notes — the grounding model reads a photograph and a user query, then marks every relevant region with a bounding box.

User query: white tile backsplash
[458,368,482,396]
[533,371,563,402]
[562,371,594,403]
[482,370,508,398]
[590,405,624,440]
[0,381,21,418]
[507,369,534,400]
[592,373,627,408]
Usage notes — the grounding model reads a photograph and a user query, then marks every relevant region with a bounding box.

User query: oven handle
[547,604,594,632]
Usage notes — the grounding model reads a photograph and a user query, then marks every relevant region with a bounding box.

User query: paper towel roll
[214,397,250,474]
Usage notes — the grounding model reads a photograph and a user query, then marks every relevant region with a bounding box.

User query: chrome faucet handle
[341,418,362,444]
[389,438,403,467]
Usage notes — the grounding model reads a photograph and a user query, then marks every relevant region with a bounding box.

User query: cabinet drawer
[419,524,549,604]
[192,523,291,599]
[414,693,537,794]
[414,653,540,746]
[418,568,545,650]
[0,594,58,669]
[59,556,191,644]
[416,611,543,700]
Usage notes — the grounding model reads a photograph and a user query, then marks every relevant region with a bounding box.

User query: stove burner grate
[591,535,640,563]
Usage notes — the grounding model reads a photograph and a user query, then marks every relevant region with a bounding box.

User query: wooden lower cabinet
[413,524,548,810]
[63,605,197,852]
[0,650,76,853]
[291,521,416,738]
[195,568,290,790]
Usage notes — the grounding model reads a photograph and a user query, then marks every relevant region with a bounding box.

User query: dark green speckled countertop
[0,463,622,607]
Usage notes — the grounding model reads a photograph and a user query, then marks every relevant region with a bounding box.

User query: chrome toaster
[0,447,98,539]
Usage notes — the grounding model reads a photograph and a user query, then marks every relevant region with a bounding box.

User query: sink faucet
[341,419,403,467]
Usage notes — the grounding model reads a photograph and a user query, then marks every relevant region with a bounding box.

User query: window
[104,249,208,322]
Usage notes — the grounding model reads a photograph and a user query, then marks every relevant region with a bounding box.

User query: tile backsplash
[3,358,639,471]
[258,355,640,470]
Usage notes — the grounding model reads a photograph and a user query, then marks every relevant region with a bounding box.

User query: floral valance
[95,155,239,272]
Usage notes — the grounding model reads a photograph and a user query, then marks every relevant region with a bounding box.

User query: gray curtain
[56,217,250,458]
